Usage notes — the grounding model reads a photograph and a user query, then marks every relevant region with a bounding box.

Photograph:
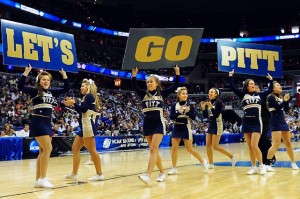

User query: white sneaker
[231,154,237,167]
[34,180,41,188]
[168,168,178,175]
[36,178,54,188]
[247,167,258,175]
[201,159,209,173]
[157,173,166,182]
[64,173,78,181]
[259,164,266,175]
[84,160,94,165]
[208,164,215,169]
[138,173,150,185]
[265,165,276,172]
[291,162,299,170]
[88,174,104,181]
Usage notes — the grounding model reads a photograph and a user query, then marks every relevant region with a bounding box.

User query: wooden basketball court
[0,142,299,199]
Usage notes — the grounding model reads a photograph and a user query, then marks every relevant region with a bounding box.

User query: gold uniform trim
[243,104,261,110]
[82,110,100,138]
[143,107,163,112]
[33,104,52,110]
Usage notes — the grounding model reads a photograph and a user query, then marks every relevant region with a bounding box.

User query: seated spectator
[52,123,62,136]
[62,125,74,137]
[15,124,30,137]
[223,128,232,134]
[1,123,16,137]
[71,117,79,129]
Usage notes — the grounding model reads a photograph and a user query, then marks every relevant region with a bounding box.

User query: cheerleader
[200,87,237,169]
[168,87,209,175]
[64,79,104,181]
[265,81,299,171]
[229,69,273,175]
[132,65,180,184]
[18,65,70,188]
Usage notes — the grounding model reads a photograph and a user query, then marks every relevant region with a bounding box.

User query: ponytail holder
[88,79,94,85]
[36,69,43,82]
[150,74,160,80]
[175,87,183,93]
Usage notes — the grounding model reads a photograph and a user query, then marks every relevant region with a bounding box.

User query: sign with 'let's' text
[1,19,78,72]
[217,40,282,78]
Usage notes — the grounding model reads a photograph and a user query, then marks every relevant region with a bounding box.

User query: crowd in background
[0,72,299,142]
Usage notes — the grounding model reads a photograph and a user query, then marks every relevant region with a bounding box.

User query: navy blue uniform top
[18,75,70,117]
[267,94,289,117]
[229,77,273,124]
[74,94,99,133]
[170,101,196,123]
[203,99,222,126]
[132,75,179,120]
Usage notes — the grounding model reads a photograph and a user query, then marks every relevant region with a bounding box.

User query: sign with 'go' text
[122,28,204,70]
[217,40,282,78]
[1,19,78,72]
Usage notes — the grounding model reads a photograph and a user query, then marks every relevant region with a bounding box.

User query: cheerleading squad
[18,65,298,188]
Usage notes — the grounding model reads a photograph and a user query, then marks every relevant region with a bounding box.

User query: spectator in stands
[71,117,80,130]
[52,123,62,136]
[62,125,74,137]
[201,87,236,169]
[168,87,208,175]
[132,65,180,184]
[229,69,273,175]
[265,81,299,170]
[1,123,16,137]
[64,78,104,181]
[18,65,70,188]
[15,124,30,137]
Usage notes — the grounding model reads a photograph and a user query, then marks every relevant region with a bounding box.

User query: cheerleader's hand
[132,67,138,77]
[229,69,234,77]
[283,93,290,101]
[59,68,68,79]
[24,64,32,76]
[206,101,213,109]
[174,64,180,75]
[266,73,273,81]
[185,106,190,113]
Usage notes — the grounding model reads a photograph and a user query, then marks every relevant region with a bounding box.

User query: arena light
[239,31,248,37]
[291,26,299,33]
[280,28,285,34]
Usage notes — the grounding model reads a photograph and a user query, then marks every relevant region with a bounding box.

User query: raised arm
[228,69,244,99]
[259,73,273,97]
[131,67,146,99]
[50,68,70,96]
[17,65,38,97]
[161,65,180,98]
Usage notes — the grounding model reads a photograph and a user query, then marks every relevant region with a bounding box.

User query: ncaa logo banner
[1,19,78,72]
[217,40,282,78]
[122,28,204,70]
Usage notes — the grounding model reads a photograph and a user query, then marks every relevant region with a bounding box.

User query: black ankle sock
[265,159,272,165]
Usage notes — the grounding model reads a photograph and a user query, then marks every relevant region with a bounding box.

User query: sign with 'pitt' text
[1,19,78,72]
[122,28,204,70]
[217,40,282,78]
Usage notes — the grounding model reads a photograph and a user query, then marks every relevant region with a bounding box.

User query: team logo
[103,138,111,149]
[29,140,39,154]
